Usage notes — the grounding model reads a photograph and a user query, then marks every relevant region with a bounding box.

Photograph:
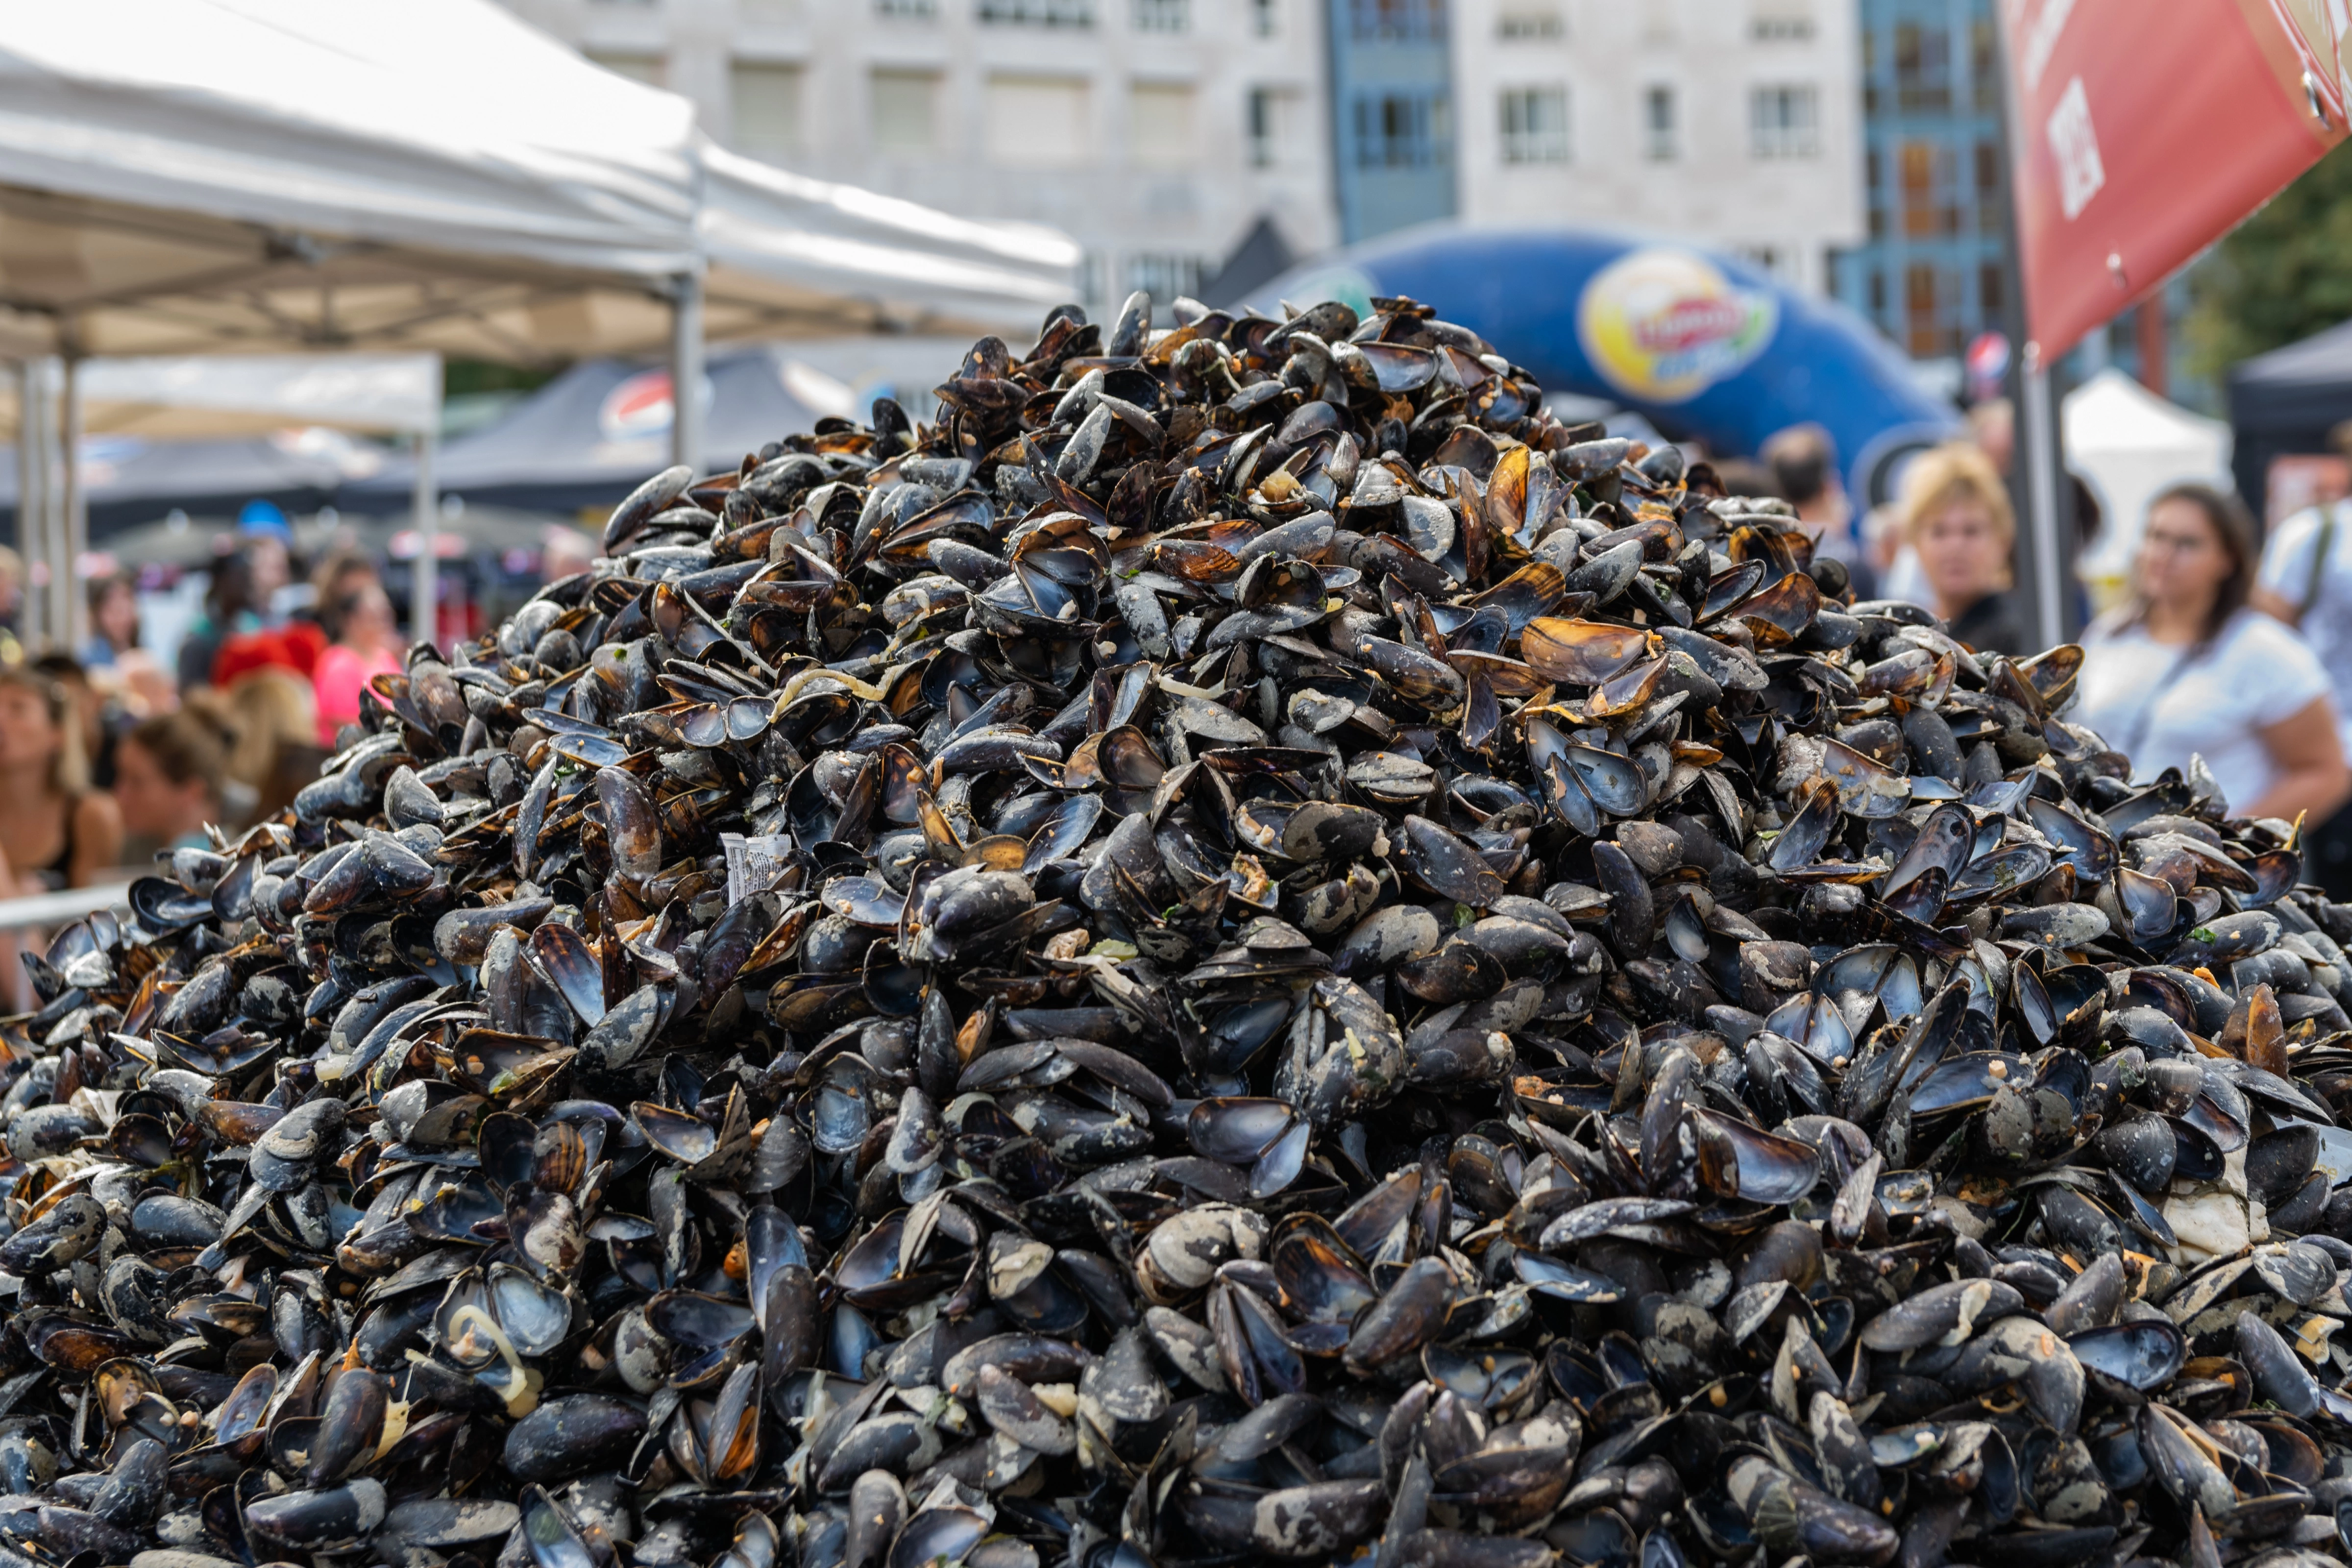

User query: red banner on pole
[2002,0,2346,361]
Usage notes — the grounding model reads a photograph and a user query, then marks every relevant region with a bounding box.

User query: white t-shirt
[2074,608,2332,814]
[2257,502,2352,753]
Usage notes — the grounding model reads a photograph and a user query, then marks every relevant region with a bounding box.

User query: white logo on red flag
[2047,76,2106,220]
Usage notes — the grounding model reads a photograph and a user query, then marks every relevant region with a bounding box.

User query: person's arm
[2254,512,2322,628]
[2251,584,2305,628]
[66,791,123,889]
[2249,696,2352,823]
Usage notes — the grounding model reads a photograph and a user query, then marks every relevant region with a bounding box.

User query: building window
[1868,269,1886,318]
[1750,85,1818,159]
[1252,0,1278,33]
[1497,9,1563,38]
[1751,11,1814,41]
[874,0,935,14]
[1248,86,1298,167]
[1127,252,1203,302]
[1644,85,1677,161]
[1132,0,1188,28]
[1972,20,1999,110]
[588,52,665,86]
[1900,140,1933,235]
[1974,140,2003,233]
[987,74,1091,166]
[978,0,1095,24]
[1499,88,1569,164]
[1131,81,1197,169]
[1905,262,1957,356]
[1980,262,2006,318]
[1898,139,1960,236]
[730,63,804,159]
[1894,22,1951,113]
[1354,92,1450,168]
[871,69,939,155]
[1349,0,1446,43]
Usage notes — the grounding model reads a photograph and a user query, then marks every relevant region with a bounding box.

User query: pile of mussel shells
[1,288,2351,1568]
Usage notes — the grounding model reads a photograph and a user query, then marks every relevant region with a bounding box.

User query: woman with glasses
[2075,483,2350,823]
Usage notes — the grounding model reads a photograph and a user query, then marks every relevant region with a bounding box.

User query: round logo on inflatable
[1577,248,1777,404]
[600,369,677,441]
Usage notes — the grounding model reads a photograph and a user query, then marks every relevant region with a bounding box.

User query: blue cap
[237,499,293,541]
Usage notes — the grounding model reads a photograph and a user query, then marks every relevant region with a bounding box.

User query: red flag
[2003,0,2346,360]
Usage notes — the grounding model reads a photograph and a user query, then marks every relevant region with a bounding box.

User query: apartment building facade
[1447,0,1866,295]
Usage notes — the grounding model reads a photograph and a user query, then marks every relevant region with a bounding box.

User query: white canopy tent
[2064,368,2234,596]
[0,0,1078,647]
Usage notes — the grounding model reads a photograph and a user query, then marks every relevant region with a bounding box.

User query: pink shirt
[313,644,400,745]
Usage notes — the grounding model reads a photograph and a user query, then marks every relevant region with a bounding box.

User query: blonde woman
[1893,442,2028,656]
[0,668,123,893]
[219,668,320,825]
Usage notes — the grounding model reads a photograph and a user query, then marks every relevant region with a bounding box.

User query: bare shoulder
[75,789,124,853]
[74,799,124,870]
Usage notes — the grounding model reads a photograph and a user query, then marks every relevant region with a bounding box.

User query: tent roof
[0,0,700,361]
[2064,367,2231,455]
[0,426,381,535]
[2061,369,2232,578]
[0,353,440,437]
[2231,315,2352,390]
[2229,316,2352,440]
[340,344,832,514]
[0,0,1076,363]
[699,147,1080,340]
[93,502,577,574]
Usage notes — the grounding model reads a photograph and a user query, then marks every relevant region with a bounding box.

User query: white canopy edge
[0,0,700,282]
[700,144,1080,338]
[0,353,441,438]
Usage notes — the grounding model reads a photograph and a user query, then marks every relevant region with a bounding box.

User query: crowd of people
[0,505,560,932]
[1752,408,2352,897]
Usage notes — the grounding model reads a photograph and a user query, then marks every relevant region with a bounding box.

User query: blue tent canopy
[342,346,831,517]
[1243,224,1959,506]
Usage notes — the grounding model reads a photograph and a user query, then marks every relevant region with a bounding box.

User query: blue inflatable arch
[1244,224,1961,507]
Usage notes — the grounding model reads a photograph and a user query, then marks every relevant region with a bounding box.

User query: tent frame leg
[61,357,84,655]
[412,429,437,652]
[12,361,41,652]
[2019,352,2070,651]
[671,271,704,476]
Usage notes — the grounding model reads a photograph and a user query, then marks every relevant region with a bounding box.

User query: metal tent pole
[60,357,85,655]
[43,361,69,653]
[2019,349,2068,651]
[412,429,438,651]
[12,361,40,651]
[671,271,705,476]
[21,360,55,653]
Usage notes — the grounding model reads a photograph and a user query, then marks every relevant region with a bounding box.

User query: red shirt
[312,643,400,746]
